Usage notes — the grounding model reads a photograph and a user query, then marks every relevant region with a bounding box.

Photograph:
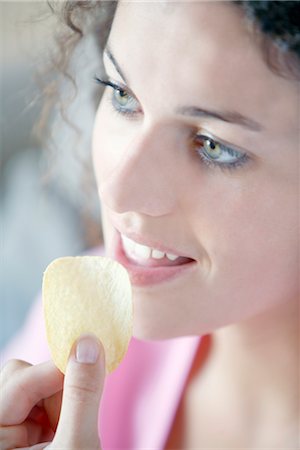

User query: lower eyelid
[195,140,249,170]
[199,152,249,171]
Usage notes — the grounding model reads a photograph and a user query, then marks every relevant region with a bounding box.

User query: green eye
[111,87,140,114]
[194,134,249,171]
[113,89,130,107]
[203,138,222,159]
[94,76,141,116]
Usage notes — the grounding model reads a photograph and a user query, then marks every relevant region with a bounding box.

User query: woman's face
[92,1,299,339]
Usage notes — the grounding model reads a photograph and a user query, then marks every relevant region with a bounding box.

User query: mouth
[121,233,194,267]
[112,230,197,286]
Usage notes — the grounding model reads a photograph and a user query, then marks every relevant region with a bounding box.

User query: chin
[131,314,178,341]
[131,312,200,341]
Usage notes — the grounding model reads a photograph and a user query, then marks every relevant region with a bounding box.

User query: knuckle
[65,381,99,403]
[0,368,37,425]
[64,368,101,404]
[0,359,31,386]
[1,359,20,378]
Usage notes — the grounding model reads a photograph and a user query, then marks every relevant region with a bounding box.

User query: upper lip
[115,227,195,260]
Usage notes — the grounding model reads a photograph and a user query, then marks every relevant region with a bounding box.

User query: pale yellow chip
[42,256,133,373]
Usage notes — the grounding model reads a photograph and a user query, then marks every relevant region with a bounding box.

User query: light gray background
[1,1,103,349]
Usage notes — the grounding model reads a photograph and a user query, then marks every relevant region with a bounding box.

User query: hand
[0,335,105,450]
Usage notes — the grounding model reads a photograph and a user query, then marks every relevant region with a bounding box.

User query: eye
[113,89,130,106]
[195,134,249,171]
[94,76,141,116]
[202,138,223,160]
[111,88,139,113]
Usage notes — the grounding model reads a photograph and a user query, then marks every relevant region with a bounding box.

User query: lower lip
[112,232,197,287]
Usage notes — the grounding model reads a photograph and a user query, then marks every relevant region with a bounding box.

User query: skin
[0,336,105,449]
[93,0,299,446]
[0,1,299,448]
[94,0,298,339]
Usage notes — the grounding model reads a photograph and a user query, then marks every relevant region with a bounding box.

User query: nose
[98,123,179,217]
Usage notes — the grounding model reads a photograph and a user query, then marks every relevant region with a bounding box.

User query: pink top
[1,249,208,449]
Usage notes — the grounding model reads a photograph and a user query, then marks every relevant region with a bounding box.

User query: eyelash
[94,76,250,172]
[94,76,139,118]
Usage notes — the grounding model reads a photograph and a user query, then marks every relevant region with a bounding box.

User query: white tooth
[151,249,165,259]
[166,253,178,261]
[122,235,135,254]
[134,242,152,259]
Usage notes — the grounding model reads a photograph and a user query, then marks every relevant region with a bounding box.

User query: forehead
[107,1,297,131]
[111,1,257,70]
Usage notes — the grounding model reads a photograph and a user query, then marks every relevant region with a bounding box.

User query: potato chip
[43,256,133,373]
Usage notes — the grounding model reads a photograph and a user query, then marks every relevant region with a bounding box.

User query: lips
[112,229,197,286]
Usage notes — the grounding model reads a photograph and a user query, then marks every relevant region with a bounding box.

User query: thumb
[52,334,105,449]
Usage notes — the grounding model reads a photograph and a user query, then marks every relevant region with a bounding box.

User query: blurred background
[0,1,103,350]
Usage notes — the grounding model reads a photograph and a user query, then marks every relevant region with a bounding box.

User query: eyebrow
[104,47,263,133]
[177,106,263,132]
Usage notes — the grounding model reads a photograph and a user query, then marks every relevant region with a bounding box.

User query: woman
[1,1,299,448]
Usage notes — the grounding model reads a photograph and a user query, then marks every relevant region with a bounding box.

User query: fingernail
[75,335,100,364]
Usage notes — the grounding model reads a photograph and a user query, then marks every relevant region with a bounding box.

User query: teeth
[134,243,151,259]
[166,253,178,261]
[152,249,165,259]
[122,235,135,255]
[121,234,179,261]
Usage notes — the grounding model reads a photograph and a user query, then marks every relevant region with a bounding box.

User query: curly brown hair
[37,1,115,134]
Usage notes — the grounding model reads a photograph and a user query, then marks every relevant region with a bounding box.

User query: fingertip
[73,334,105,366]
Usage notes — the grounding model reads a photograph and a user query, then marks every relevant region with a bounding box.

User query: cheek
[180,168,298,329]
[92,106,113,183]
[209,182,298,316]
[92,97,137,184]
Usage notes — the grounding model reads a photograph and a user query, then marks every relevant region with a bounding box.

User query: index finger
[0,360,64,425]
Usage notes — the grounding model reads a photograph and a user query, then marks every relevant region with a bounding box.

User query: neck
[213,297,299,387]
[191,297,299,443]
